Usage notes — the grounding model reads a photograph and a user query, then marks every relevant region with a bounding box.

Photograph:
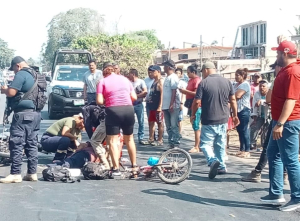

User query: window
[260,23,266,44]
[178,54,188,60]
[242,28,245,46]
[256,25,259,44]
[263,24,266,43]
[246,28,248,45]
[162,54,168,62]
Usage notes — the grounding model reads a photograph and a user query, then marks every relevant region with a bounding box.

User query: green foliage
[294,25,300,35]
[42,7,104,68]
[27,57,36,66]
[0,38,14,69]
[72,30,162,78]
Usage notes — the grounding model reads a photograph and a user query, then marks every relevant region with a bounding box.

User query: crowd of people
[0,37,299,212]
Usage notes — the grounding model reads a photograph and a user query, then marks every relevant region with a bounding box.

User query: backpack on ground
[81,162,109,180]
[21,67,47,111]
[42,165,79,183]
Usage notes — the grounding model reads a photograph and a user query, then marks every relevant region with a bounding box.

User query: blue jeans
[87,93,96,104]
[163,108,181,145]
[236,107,251,152]
[267,120,300,200]
[200,123,227,169]
[134,103,144,141]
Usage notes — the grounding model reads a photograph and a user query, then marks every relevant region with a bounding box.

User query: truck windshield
[55,67,89,81]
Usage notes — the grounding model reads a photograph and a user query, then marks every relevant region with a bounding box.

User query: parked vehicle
[46,49,92,119]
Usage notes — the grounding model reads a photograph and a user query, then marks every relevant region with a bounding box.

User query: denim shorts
[178,110,183,122]
[192,108,202,131]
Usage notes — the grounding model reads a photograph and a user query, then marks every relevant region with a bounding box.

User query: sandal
[130,165,140,179]
[235,151,244,156]
[140,140,154,145]
[151,141,164,147]
[188,147,200,153]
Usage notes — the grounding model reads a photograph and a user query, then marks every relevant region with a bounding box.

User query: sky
[0,0,299,61]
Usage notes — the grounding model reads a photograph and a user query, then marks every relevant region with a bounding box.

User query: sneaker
[250,144,257,150]
[167,144,175,149]
[224,153,229,161]
[23,173,38,181]
[279,199,300,212]
[0,174,22,183]
[110,169,122,179]
[283,172,288,185]
[218,168,227,175]
[260,195,286,205]
[209,160,220,179]
[241,170,261,183]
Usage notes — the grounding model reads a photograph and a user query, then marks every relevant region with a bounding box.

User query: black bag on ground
[81,162,109,180]
[42,165,79,183]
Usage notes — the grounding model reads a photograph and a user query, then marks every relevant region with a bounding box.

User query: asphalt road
[0,94,299,221]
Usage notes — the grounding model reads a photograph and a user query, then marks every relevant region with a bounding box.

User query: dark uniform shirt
[9,70,35,110]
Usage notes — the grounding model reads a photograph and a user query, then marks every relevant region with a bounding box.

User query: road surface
[0,94,299,221]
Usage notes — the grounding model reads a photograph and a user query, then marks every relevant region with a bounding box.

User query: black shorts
[105,105,135,135]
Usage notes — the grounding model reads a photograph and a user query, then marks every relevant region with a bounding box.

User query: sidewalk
[180,116,263,166]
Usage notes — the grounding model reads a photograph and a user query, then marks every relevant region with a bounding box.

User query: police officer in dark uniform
[0,56,41,183]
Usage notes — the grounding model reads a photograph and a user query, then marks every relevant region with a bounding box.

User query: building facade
[155,46,232,64]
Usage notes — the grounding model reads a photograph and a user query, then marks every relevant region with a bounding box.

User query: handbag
[184,98,194,109]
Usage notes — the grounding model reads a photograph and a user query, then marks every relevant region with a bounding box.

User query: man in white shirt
[83,60,103,104]
[250,80,269,150]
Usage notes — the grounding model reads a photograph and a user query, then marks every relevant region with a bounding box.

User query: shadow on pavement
[241,187,290,195]
[142,188,278,211]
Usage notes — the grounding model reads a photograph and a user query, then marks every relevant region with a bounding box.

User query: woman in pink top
[96,62,138,177]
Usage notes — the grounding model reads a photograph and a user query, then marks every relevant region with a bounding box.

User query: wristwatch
[277,122,283,127]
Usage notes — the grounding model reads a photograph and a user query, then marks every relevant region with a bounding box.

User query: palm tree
[294,25,300,35]
[211,40,218,46]
[293,25,300,47]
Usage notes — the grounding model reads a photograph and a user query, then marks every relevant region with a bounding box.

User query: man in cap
[192,61,239,179]
[260,41,300,211]
[242,61,288,184]
[162,60,181,148]
[0,56,42,183]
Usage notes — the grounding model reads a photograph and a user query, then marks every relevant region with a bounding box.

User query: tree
[0,38,14,69]
[293,25,300,45]
[42,7,105,68]
[27,57,36,66]
[72,30,162,78]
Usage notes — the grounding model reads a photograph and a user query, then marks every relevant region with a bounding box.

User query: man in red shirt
[260,40,300,212]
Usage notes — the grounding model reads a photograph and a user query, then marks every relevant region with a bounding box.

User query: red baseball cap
[271,41,297,55]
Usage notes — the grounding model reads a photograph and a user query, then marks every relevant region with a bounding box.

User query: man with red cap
[260,40,300,212]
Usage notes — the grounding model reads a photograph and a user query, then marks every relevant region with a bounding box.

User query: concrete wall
[161,46,232,63]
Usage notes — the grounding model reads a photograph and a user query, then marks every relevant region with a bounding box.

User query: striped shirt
[83,70,103,93]
[234,81,251,112]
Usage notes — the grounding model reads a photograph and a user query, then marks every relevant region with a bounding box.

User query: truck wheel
[48,98,58,119]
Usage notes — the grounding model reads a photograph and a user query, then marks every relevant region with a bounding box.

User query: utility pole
[168,41,171,60]
[199,35,203,76]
